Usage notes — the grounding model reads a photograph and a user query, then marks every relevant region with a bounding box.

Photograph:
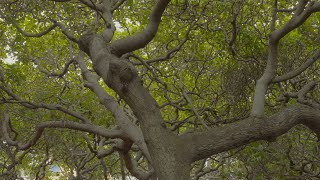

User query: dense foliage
[0,0,320,179]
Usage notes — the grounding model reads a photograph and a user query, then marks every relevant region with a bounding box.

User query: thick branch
[183,104,320,162]
[111,0,126,12]
[110,0,171,56]
[78,0,103,11]
[251,42,278,117]
[271,2,320,42]
[76,52,151,161]
[251,1,320,117]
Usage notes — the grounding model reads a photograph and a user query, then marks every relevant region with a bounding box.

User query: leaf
[128,0,133,6]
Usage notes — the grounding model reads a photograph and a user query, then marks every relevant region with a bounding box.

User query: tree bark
[183,104,320,162]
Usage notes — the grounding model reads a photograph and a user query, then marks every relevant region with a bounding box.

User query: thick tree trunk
[146,131,191,179]
[79,33,320,180]
[80,36,191,179]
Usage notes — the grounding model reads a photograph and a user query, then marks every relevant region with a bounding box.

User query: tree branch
[183,104,320,162]
[273,49,320,83]
[271,1,320,42]
[2,112,127,150]
[28,54,75,78]
[110,0,171,56]
[53,20,79,43]
[76,52,152,162]
[78,0,103,11]
[8,16,57,37]
[121,151,154,180]
[250,1,320,117]
[111,0,126,12]
[0,83,91,124]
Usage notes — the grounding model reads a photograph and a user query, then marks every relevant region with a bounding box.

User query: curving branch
[78,0,103,11]
[281,81,319,108]
[294,0,309,17]
[110,0,171,56]
[273,49,320,83]
[50,0,72,2]
[2,112,127,150]
[251,1,320,117]
[28,54,75,78]
[53,20,79,43]
[0,83,91,124]
[111,0,126,12]
[7,15,58,37]
[183,104,320,162]
[121,151,154,180]
[0,141,30,179]
[76,52,151,162]
[271,1,320,42]
[132,20,195,65]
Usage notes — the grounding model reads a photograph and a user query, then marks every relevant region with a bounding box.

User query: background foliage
[0,0,320,179]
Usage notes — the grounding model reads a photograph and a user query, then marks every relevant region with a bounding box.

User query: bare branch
[133,20,195,65]
[270,0,278,31]
[180,71,209,129]
[281,81,319,107]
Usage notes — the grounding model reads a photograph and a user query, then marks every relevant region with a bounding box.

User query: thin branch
[53,20,79,43]
[134,21,195,65]
[0,83,91,123]
[180,72,209,129]
[28,54,75,78]
[2,113,127,150]
[270,0,278,32]
[273,49,320,83]
[282,81,319,108]
[6,14,57,37]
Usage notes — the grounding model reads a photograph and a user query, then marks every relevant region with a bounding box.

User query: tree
[0,0,320,179]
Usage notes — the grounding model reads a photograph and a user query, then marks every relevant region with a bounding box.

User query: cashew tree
[1,0,320,179]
